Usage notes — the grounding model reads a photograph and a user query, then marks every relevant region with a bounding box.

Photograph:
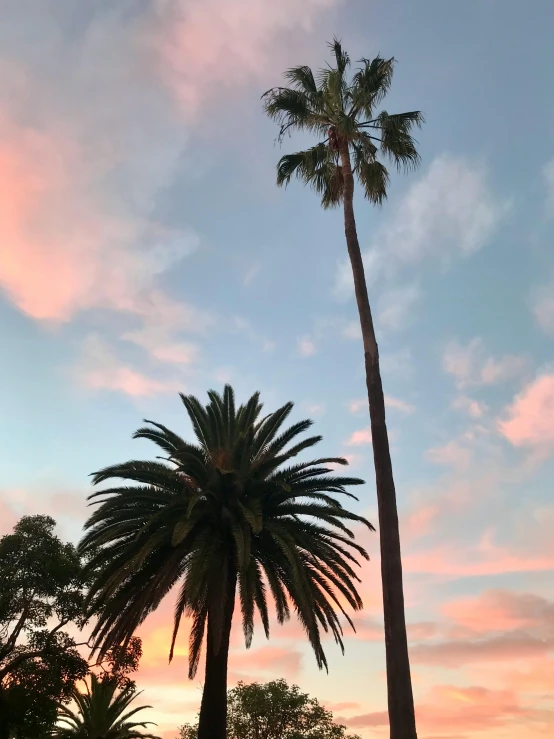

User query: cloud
[76,335,181,397]
[411,633,551,667]
[324,701,361,713]
[443,337,527,388]
[442,590,554,635]
[154,0,341,115]
[425,441,472,471]
[298,336,317,357]
[345,685,541,735]
[376,283,421,330]
[335,155,511,296]
[532,287,554,336]
[0,2,195,325]
[499,373,554,451]
[342,321,361,340]
[229,645,302,682]
[451,394,487,418]
[346,428,372,446]
[544,159,554,218]
[243,264,261,286]
[1,0,337,356]
[403,539,554,579]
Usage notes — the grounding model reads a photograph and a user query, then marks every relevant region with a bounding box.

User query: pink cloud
[229,645,302,682]
[348,399,366,414]
[451,394,487,418]
[411,633,550,667]
[385,394,415,414]
[346,428,372,446]
[298,336,317,357]
[154,0,340,115]
[425,441,472,470]
[403,504,441,539]
[76,335,181,397]
[442,590,554,635]
[324,701,361,713]
[443,338,527,388]
[499,373,554,450]
[346,685,539,735]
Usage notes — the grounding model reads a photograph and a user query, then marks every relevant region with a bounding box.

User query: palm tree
[80,386,372,739]
[263,41,424,739]
[51,674,159,738]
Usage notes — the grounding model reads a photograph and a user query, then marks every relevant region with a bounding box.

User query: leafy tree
[51,673,159,738]
[80,386,372,739]
[178,679,362,739]
[0,515,89,738]
[263,41,423,738]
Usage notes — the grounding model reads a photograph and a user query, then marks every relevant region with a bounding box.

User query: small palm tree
[80,386,372,739]
[263,41,423,739]
[52,674,159,738]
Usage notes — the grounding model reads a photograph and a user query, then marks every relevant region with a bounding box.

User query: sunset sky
[2,1,554,737]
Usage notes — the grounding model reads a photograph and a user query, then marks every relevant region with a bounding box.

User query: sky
[1,0,554,737]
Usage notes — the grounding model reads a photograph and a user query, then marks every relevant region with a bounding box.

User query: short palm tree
[52,674,159,738]
[80,386,372,739]
[263,41,423,739]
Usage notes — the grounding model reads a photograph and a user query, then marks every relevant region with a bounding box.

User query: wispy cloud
[335,154,511,297]
[426,441,472,471]
[532,285,554,336]
[75,335,182,397]
[451,394,488,418]
[443,337,528,388]
[298,336,317,357]
[376,283,421,330]
[543,158,554,218]
[155,0,342,116]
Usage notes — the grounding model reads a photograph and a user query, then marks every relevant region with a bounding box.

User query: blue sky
[2,1,554,737]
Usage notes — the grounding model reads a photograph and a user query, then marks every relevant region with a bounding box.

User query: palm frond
[81,386,371,680]
[350,56,395,117]
[374,110,424,171]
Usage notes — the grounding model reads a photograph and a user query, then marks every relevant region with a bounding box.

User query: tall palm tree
[263,41,424,739]
[51,674,159,738]
[80,386,372,739]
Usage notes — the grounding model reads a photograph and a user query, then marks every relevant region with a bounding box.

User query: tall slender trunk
[197,573,237,739]
[339,140,417,739]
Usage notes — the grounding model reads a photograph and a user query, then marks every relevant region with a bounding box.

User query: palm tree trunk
[339,141,417,739]
[197,573,237,739]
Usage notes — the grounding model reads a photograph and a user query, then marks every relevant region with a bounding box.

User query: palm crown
[52,674,159,739]
[263,38,423,207]
[80,386,373,675]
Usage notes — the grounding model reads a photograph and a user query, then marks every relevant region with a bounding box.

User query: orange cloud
[411,633,550,667]
[499,373,554,450]
[442,589,554,635]
[403,542,554,578]
[229,645,302,682]
[346,684,545,735]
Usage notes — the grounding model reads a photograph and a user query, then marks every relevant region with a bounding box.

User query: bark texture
[339,140,417,739]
